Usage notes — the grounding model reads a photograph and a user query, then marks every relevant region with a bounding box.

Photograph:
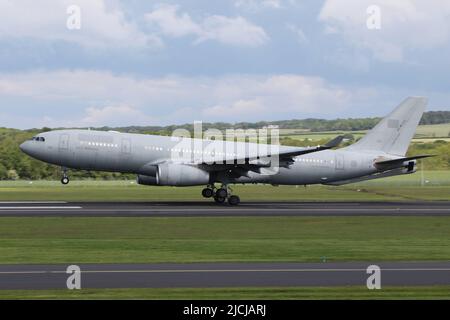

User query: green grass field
[1,216,450,264]
[0,170,449,202]
[0,172,449,299]
[280,123,450,142]
[416,124,450,138]
[1,286,449,300]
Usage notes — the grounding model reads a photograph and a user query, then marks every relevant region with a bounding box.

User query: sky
[0,0,449,129]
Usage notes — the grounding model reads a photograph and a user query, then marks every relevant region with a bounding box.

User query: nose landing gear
[202,184,240,205]
[61,168,70,185]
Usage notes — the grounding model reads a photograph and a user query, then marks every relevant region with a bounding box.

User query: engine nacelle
[157,163,210,186]
[405,160,417,173]
[137,175,158,186]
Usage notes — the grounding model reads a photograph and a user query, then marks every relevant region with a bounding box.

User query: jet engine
[137,175,158,186]
[405,160,417,173]
[157,163,210,186]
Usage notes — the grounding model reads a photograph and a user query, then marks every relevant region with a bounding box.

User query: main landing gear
[61,168,70,185]
[201,184,241,206]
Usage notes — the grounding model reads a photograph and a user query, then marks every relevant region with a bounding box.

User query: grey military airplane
[20,97,432,205]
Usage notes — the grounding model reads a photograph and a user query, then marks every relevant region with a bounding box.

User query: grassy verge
[0,286,449,300]
[0,170,449,202]
[1,217,450,264]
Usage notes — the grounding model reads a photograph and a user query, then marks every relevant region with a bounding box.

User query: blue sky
[0,0,449,129]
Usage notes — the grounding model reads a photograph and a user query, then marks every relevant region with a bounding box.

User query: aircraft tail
[346,97,427,156]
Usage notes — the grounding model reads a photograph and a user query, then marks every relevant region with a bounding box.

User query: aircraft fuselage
[20,129,383,186]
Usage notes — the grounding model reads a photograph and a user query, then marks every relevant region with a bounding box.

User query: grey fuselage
[19,129,387,186]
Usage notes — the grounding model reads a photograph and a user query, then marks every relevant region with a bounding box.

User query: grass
[415,124,450,138]
[281,123,450,142]
[0,170,449,202]
[1,216,450,264]
[0,286,449,300]
[0,172,449,299]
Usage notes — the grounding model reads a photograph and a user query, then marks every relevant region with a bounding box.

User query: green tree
[7,169,19,180]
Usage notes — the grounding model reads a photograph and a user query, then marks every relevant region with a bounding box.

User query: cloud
[0,0,161,49]
[145,4,269,47]
[235,0,282,9]
[201,75,360,118]
[29,105,155,128]
[319,0,450,62]
[203,99,267,117]
[0,70,376,128]
[234,0,300,10]
[81,105,154,127]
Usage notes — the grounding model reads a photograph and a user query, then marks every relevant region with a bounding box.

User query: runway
[0,201,449,217]
[0,262,449,290]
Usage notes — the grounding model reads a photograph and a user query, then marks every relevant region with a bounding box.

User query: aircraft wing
[275,135,344,160]
[197,135,344,176]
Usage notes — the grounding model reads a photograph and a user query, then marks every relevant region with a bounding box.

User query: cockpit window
[30,136,45,142]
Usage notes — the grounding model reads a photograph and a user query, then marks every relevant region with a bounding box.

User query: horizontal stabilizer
[374,154,434,170]
[325,167,411,186]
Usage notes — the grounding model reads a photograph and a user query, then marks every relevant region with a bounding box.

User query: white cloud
[0,0,161,49]
[234,0,298,10]
[81,105,154,126]
[203,99,267,117]
[0,70,375,128]
[201,75,358,117]
[145,4,269,47]
[143,4,201,38]
[235,0,281,9]
[319,0,450,62]
[29,105,155,128]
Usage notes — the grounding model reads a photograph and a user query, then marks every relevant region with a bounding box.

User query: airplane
[20,97,432,205]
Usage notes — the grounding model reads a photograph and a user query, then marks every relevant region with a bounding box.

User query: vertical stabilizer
[346,97,427,156]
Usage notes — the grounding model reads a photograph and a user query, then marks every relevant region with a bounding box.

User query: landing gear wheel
[202,188,214,198]
[216,188,228,199]
[214,196,226,204]
[61,177,70,185]
[228,195,240,206]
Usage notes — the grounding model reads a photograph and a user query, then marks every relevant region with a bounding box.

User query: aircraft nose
[19,141,31,155]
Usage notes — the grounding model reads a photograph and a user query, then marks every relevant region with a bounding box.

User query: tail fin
[346,97,427,156]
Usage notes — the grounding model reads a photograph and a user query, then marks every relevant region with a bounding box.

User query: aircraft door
[59,134,70,150]
[121,138,131,154]
[335,154,344,170]
[57,133,72,165]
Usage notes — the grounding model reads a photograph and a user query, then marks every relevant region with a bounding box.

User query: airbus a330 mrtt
[20,97,432,205]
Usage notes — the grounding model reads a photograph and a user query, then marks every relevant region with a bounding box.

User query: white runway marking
[44,208,450,212]
[0,201,67,204]
[0,206,82,210]
[0,268,450,275]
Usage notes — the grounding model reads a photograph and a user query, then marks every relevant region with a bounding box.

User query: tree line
[39,111,450,135]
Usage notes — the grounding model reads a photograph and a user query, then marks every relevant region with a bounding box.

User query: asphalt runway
[0,262,449,290]
[0,201,449,217]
